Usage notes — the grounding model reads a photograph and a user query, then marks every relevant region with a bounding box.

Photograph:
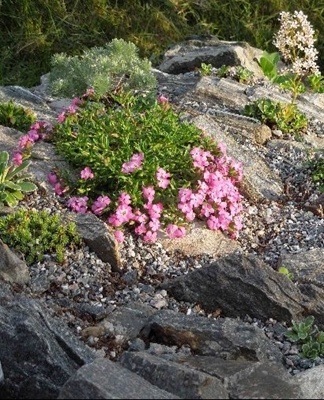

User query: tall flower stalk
[273,10,320,103]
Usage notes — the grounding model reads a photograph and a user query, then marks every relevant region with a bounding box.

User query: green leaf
[4,181,21,190]
[6,160,31,180]
[4,192,18,208]
[303,316,315,329]
[17,181,37,192]
[0,151,9,165]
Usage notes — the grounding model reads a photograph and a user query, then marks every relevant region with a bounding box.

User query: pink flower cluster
[180,146,243,238]
[57,97,83,123]
[12,121,52,166]
[121,152,144,174]
[47,171,69,196]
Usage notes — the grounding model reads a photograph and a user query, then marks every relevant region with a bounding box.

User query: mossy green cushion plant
[49,38,157,98]
[0,100,36,132]
[0,209,82,265]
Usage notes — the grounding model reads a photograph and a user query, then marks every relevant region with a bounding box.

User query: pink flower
[114,204,134,224]
[143,230,157,243]
[166,224,186,239]
[114,230,125,243]
[146,202,163,220]
[80,167,94,180]
[58,112,66,123]
[118,192,131,205]
[27,129,40,142]
[158,95,168,104]
[142,186,155,203]
[178,188,193,203]
[12,152,23,166]
[18,134,34,150]
[91,195,111,215]
[47,172,58,185]
[121,152,144,174]
[135,223,147,235]
[54,182,67,196]
[67,196,88,213]
[148,219,161,232]
[156,167,171,189]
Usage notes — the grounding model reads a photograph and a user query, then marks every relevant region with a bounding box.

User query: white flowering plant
[259,10,324,100]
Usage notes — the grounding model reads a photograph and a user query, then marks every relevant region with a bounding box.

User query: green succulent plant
[285,316,324,360]
[0,150,37,208]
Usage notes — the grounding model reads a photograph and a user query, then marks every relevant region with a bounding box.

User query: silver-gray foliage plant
[49,38,157,98]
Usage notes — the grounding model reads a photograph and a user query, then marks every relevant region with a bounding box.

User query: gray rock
[0,280,96,399]
[293,364,324,399]
[72,212,122,271]
[169,355,300,399]
[0,240,30,285]
[140,309,283,363]
[58,357,179,399]
[120,351,229,399]
[160,252,304,323]
[158,36,264,78]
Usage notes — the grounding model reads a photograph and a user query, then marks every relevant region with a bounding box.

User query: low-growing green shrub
[243,98,308,136]
[0,100,36,132]
[49,90,243,242]
[0,209,82,265]
[49,38,157,98]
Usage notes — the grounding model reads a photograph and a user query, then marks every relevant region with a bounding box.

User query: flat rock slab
[140,309,283,364]
[58,357,179,399]
[120,351,229,399]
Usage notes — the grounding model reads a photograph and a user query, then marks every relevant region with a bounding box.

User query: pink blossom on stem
[157,95,168,104]
[143,230,157,243]
[121,152,144,174]
[166,224,186,239]
[156,167,171,189]
[47,172,58,185]
[12,152,23,166]
[57,112,66,123]
[91,195,111,215]
[142,186,155,203]
[54,182,67,196]
[80,166,94,180]
[114,230,125,243]
[67,196,88,213]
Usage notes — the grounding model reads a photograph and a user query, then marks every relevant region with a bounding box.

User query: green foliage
[285,316,324,359]
[51,91,222,226]
[49,38,157,98]
[308,150,324,192]
[243,98,308,135]
[0,151,37,208]
[2,1,324,87]
[0,101,36,132]
[216,65,254,84]
[306,73,324,93]
[199,63,213,76]
[278,265,293,280]
[0,208,82,265]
